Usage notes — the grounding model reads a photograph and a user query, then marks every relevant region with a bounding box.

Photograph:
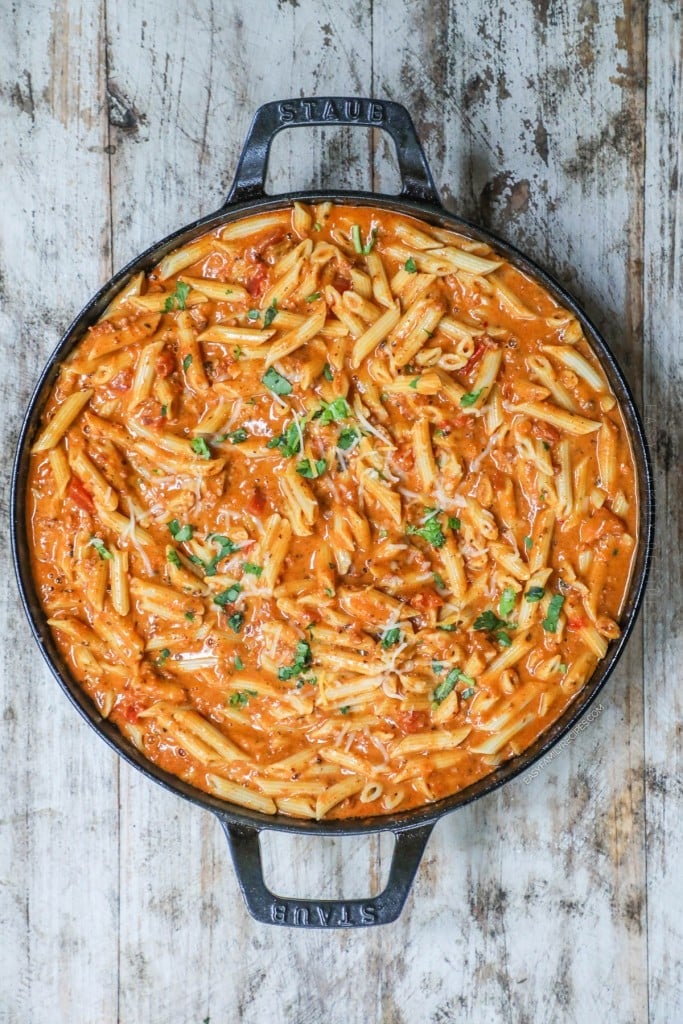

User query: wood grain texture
[0,0,679,1021]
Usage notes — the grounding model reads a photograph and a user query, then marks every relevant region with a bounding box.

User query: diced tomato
[246,263,267,298]
[247,487,267,515]
[462,340,487,376]
[155,348,176,377]
[567,616,586,632]
[394,710,429,734]
[580,509,625,545]
[67,477,95,514]
[110,368,133,391]
[332,272,352,294]
[122,704,140,724]
[409,590,444,613]
[531,420,560,445]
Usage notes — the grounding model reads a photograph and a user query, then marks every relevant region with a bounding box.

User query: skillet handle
[224,97,441,207]
[219,818,434,927]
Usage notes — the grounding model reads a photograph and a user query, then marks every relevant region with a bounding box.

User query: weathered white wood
[371,3,650,1022]
[1,0,679,1021]
[0,3,120,1024]
[643,2,683,1021]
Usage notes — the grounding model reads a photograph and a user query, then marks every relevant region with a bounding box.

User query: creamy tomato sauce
[27,203,638,819]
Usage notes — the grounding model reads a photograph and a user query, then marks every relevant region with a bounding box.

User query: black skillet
[11,97,654,927]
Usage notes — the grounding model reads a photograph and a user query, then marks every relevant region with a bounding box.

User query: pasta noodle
[27,203,638,820]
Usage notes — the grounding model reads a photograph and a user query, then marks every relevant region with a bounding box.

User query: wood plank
[0,3,119,1023]
[643,2,683,1021]
[104,4,384,1023]
[373,2,648,1021]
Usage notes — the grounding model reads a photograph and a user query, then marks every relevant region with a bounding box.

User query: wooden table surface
[1,2,680,1021]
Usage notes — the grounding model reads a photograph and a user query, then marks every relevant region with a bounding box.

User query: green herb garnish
[542,594,565,633]
[524,535,533,550]
[525,586,545,603]
[168,520,193,542]
[167,549,182,567]
[307,291,321,303]
[213,583,242,606]
[499,587,516,618]
[157,648,171,666]
[406,510,446,548]
[247,309,260,321]
[337,427,359,450]
[323,362,334,381]
[433,572,446,589]
[351,224,377,254]
[381,627,402,649]
[296,458,326,479]
[460,389,483,407]
[432,667,475,705]
[89,537,113,560]
[164,281,191,312]
[404,256,417,273]
[242,562,263,577]
[226,428,248,444]
[448,516,461,531]
[234,654,244,671]
[262,367,293,396]
[263,298,278,328]
[318,396,351,424]
[229,689,257,707]
[202,534,241,576]
[228,612,244,633]
[191,437,211,459]
[278,640,312,681]
[409,377,420,389]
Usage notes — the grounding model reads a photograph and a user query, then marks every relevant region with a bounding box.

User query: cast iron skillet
[11,97,654,928]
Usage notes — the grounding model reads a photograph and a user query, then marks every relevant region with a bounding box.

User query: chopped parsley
[226,428,248,444]
[542,594,565,633]
[228,612,244,633]
[433,667,476,705]
[525,586,545,603]
[404,256,417,273]
[296,458,326,479]
[306,291,322,302]
[337,426,359,450]
[460,389,483,407]
[473,609,516,647]
[436,622,456,631]
[213,583,242,606]
[168,520,193,542]
[160,404,168,417]
[559,662,567,674]
[167,549,182,567]
[247,309,260,321]
[182,354,193,372]
[164,280,191,312]
[242,562,263,577]
[278,640,312,681]
[199,534,241,576]
[267,417,304,458]
[448,516,461,531]
[263,298,278,328]
[406,509,446,549]
[381,627,402,649]
[318,396,351,424]
[234,654,244,670]
[323,362,334,381]
[262,366,293,395]
[185,610,195,621]
[191,436,211,459]
[233,345,242,359]
[229,689,257,707]
[157,648,171,667]
[89,537,113,560]
[409,377,420,389]
[524,535,533,550]
[433,572,446,589]
[499,587,516,618]
[461,687,475,700]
